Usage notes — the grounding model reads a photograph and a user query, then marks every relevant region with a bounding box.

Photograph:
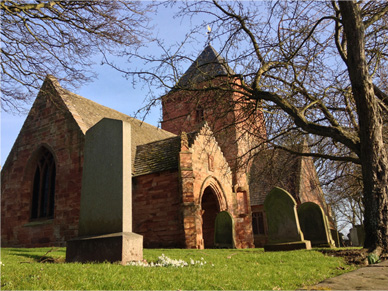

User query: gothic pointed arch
[29,146,57,220]
[198,176,230,248]
[198,176,228,211]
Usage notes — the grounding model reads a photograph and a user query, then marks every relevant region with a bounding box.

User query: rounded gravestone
[263,187,303,243]
[298,202,332,247]
[214,211,234,248]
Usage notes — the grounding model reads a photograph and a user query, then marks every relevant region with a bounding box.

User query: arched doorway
[201,186,220,248]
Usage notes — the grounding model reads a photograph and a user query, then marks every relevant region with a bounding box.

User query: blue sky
[1,4,212,166]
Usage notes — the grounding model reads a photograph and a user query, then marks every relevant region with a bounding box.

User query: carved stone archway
[198,176,228,248]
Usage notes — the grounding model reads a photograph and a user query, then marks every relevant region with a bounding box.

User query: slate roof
[175,45,235,89]
[47,75,176,169]
[249,149,300,206]
[133,132,197,176]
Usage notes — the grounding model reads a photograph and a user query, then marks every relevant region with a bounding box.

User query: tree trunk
[339,1,388,251]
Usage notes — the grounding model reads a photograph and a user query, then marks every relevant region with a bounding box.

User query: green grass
[1,247,357,290]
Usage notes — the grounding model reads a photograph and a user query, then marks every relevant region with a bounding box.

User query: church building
[1,45,333,249]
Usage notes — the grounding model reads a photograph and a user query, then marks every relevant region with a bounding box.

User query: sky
[1,4,211,166]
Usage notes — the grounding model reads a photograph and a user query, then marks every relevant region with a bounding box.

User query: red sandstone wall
[162,80,267,187]
[1,81,84,247]
[132,170,185,248]
[179,126,254,249]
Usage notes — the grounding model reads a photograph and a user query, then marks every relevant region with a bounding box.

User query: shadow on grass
[8,248,66,263]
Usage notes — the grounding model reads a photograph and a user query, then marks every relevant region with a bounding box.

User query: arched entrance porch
[201,186,220,248]
[199,177,233,248]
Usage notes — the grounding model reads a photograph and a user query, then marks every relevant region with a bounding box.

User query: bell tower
[161,45,266,186]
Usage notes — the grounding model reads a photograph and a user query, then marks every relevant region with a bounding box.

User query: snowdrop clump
[0,261,4,266]
[127,254,209,268]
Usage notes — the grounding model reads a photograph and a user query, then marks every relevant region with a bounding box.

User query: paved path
[308,260,388,290]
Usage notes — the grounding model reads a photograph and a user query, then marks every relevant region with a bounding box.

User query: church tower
[161,45,267,187]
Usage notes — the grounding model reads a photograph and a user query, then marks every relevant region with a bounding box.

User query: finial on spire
[206,25,212,45]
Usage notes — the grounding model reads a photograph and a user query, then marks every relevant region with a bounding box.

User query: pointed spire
[174,45,235,90]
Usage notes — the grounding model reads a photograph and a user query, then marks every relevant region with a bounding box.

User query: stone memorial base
[264,240,311,251]
[66,232,143,264]
[313,242,333,248]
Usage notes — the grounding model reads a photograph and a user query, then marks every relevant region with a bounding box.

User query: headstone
[214,211,234,248]
[66,118,143,264]
[263,187,311,251]
[349,228,359,246]
[298,202,334,247]
[349,225,365,247]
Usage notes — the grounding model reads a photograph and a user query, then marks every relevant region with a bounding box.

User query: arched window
[31,148,56,219]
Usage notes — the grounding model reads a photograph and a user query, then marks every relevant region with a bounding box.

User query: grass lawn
[1,247,357,290]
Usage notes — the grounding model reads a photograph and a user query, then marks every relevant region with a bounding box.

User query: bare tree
[319,159,364,232]
[125,1,388,253]
[1,0,153,111]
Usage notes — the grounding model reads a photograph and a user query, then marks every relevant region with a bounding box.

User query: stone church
[1,45,332,249]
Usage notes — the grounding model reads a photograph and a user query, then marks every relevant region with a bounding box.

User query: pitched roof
[175,45,235,89]
[46,75,176,168]
[133,132,197,176]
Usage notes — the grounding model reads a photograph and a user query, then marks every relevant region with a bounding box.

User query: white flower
[126,255,209,268]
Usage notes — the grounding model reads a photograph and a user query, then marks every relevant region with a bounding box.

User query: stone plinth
[264,240,311,251]
[66,232,143,264]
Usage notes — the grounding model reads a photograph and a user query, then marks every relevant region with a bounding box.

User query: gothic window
[252,212,265,235]
[31,148,56,219]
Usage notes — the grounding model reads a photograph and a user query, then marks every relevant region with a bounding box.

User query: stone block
[264,240,311,251]
[66,232,143,264]
[78,118,132,236]
[66,118,143,263]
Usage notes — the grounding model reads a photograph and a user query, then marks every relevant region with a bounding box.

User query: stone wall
[1,79,84,247]
[162,81,266,187]
[180,126,254,249]
[132,170,185,248]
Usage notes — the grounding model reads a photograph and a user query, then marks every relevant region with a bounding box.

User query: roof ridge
[136,134,181,148]
[46,75,174,136]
